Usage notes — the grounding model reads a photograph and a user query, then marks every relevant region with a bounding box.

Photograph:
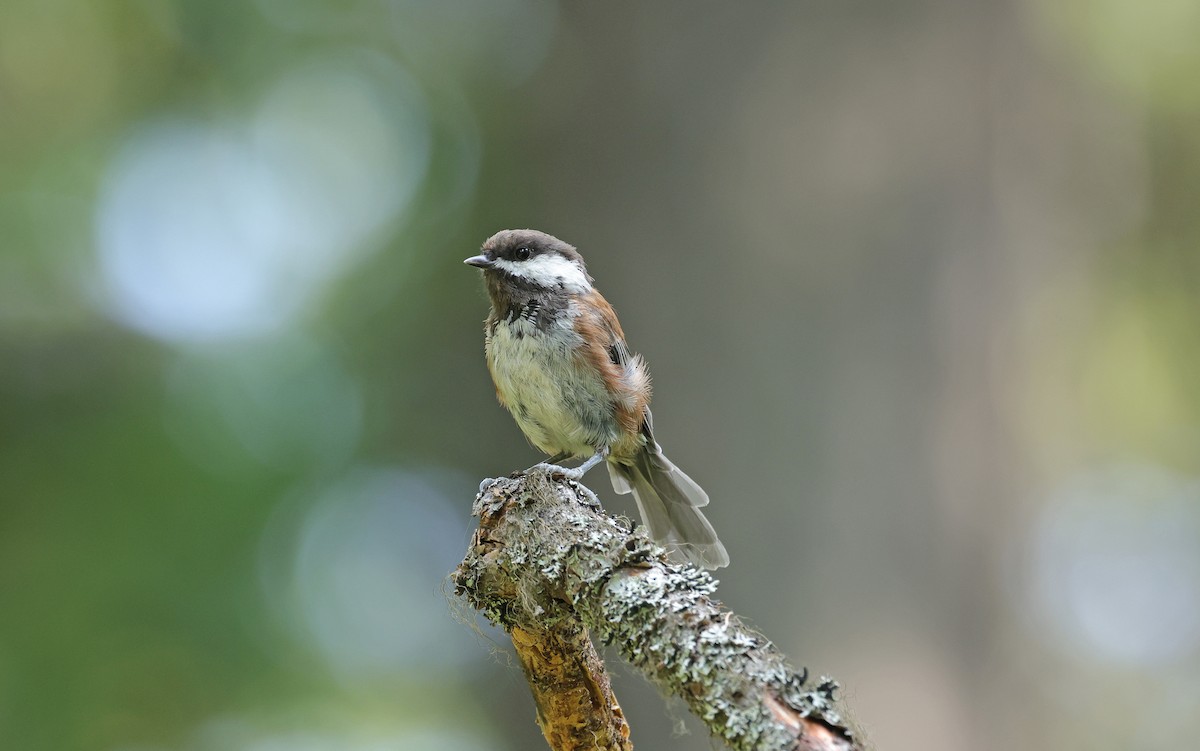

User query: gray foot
[521,462,576,480]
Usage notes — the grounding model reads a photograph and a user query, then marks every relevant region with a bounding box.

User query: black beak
[464,254,494,269]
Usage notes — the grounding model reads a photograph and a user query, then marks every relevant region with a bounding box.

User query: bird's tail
[608,446,729,569]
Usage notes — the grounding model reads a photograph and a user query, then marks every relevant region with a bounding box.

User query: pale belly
[486,318,617,457]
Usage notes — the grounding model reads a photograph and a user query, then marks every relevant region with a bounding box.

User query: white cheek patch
[493,254,592,291]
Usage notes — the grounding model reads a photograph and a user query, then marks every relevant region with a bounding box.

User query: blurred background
[2,1,1199,750]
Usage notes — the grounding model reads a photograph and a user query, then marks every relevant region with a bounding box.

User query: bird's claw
[573,482,601,508]
[521,462,584,481]
[519,464,601,507]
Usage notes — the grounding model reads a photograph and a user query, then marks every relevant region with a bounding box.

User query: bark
[453,471,864,751]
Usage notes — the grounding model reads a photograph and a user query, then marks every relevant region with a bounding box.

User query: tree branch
[453,472,864,751]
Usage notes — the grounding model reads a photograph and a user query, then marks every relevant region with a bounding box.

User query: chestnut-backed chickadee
[465,229,728,569]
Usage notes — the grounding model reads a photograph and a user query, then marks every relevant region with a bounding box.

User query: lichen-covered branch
[453,472,863,751]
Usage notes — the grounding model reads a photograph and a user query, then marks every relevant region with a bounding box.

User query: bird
[465,229,728,569]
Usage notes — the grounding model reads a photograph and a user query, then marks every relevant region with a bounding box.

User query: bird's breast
[486,312,616,456]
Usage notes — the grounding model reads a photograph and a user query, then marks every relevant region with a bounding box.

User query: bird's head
[465,229,592,292]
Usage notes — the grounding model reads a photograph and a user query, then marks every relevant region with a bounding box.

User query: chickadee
[465,229,728,569]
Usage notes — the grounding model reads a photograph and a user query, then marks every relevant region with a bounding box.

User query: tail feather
[608,448,729,569]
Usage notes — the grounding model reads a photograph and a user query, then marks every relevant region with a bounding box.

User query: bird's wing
[572,289,650,437]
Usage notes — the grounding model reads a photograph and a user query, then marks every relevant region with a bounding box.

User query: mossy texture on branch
[454,472,862,751]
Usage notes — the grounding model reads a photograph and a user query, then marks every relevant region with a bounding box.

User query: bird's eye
[515,246,531,261]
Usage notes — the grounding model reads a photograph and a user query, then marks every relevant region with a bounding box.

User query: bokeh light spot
[1022,464,1200,666]
[260,467,480,682]
[94,53,431,344]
